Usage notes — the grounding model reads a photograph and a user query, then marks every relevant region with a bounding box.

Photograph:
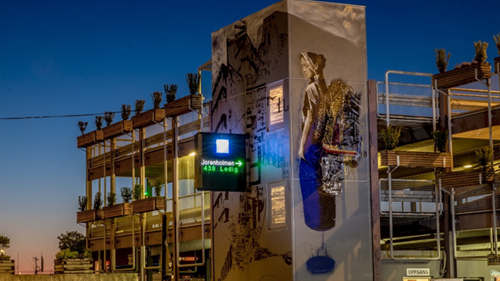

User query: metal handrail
[379,176,442,260]
[379,178,439,215]
[382,70,435,129]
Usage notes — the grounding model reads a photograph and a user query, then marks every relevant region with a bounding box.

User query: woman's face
[300,57,314,80]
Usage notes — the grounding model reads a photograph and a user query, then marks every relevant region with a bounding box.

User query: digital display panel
[195,133,247,192]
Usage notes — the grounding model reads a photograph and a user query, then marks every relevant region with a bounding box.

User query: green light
[202,164,240,174]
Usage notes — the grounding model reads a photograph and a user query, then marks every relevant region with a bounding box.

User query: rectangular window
[267,81,284,131]
[269,182,286,229]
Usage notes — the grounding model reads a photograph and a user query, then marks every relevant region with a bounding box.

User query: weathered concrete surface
[0,273,138,281]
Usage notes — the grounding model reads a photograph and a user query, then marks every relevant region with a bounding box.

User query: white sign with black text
[406,268,430,276]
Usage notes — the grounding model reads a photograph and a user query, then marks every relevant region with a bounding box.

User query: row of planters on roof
[379,126,451,169]
[433,33,500,89]
[76,179,165,223]
[431,34,500,186]
[380,125,496,187]
[76,73,202,148]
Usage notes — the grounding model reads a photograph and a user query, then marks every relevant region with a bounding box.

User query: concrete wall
[211,2,292,280]
[0,273,137,281]
[210,1,370,280]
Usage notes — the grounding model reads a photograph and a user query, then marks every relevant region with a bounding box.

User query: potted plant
[54,249,93,274]
[133,184,142,201]
[93,192,103,220]
[432,41,491,89]
[121,187,133,203]
[476,147,494,174]
[164,84,178,103]
[132,95,165,128]
[0,235,14,275]
[77,121,88,135]
[121,104,131,120]
[78,196,87,212]
[154,178,164,197]
[132,183,165,213]
[474,40,488,63]
[54,232,92,274]
[379,126,451,168]
[164,74,203,117]
[432,129,447,153]
[494,33,500,73]
[54,249,92,274]
[102,191,132,219]
[77,116,104,148]
[151,91,163,109]
[186,73,200,95]
[107,192,116,206]
[381,125,401,150]
[76,196,96,223]
[435,48,451,73]
[95,116,103,130]
[103,111,115,127]
[437,147,494,189]
[103,109,132,139]
[135,99,145,115]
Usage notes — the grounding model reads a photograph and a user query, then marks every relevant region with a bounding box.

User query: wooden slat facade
[102,203,132,219]
[432,62,491,89]
[77,130,104,148]
[0,260,14,275]
[76,210,103,223]
[495,57,500,74]
[131,197,166,213]
[164,95,203,117]
[436,170,494,189]
[455,190,499,214]
[379,150,451,168]
[54,258,93,274]
[131,108,165,129]
[103,120,133,139]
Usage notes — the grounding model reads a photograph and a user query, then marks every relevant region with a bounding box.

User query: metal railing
[379,178,442,260]
[89,191,211,238]
[379,178,440,216]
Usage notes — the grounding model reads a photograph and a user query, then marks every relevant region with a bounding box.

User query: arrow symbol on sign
[235,160,243,167]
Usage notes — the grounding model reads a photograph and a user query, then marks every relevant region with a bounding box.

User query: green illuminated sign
[201,159,244,174]
[194,133,247,192]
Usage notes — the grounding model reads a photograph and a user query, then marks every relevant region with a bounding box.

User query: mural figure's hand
[298,147,305,160]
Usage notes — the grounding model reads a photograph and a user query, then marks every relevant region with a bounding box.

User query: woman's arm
[299,109,313,160]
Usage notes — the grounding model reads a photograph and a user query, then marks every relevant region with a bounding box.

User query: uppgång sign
[406,268,430,276]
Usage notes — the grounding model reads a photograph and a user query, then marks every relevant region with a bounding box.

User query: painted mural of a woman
[298,52,362,232]
[298,51,336,231]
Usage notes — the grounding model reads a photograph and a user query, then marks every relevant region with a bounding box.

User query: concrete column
[172,116,179,281]
[367,80,382,281]
[111,138,116,196]
[139,127,146,281]
[86,147,93,248]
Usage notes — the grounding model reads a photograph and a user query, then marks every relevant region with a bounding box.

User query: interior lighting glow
[216,139,229,154]
[464,164,472,168]
[189,152,196,156]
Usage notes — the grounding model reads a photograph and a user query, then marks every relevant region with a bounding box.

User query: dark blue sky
[0,0,499,274]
